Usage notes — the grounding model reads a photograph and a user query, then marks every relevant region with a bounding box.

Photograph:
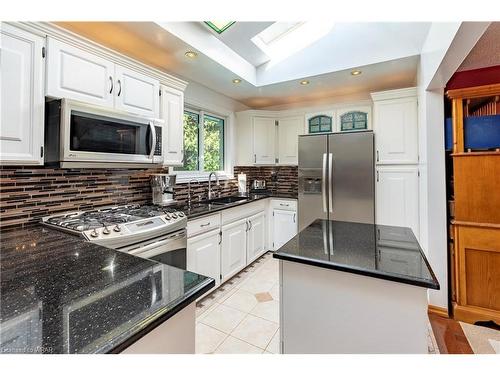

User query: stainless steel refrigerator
[298,131,375,231]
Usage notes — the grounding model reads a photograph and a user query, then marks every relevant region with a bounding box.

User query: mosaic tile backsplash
[0,165,298,230]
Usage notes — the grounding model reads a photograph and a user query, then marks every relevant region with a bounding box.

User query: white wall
[417,22,489,309]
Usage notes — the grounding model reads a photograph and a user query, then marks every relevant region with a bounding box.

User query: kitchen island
[0,226,214,354]
[273,219,439,354]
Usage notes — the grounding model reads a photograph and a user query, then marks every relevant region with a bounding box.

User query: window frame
[173,105,232,183]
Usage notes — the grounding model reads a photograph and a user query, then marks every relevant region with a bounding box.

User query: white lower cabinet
[1,24,45,165]
[221,218,248,282]
[187,228,221,288]
[375,166,419,238]
[272,209,297,251]
[246,212,267,264]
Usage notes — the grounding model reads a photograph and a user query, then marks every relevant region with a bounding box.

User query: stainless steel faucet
[187,178,199,207]
[208,172,220,200]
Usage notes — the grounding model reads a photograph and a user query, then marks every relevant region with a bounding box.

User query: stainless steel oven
[45,98,164,168]
[119,229,187,269]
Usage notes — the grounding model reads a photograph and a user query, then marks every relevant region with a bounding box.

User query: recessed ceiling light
[351,70,362,76]
[300,80,310,85]
[232,78,242,84]
[185,51,198,59]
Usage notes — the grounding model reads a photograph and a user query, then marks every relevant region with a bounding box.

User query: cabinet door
[273,209,297,251]
[376,166,419,239]
[1,24,45,165]
[247,212,266,264]
[278,116,302,165]
[161,86,184,166]
[221,219,248,281]
[115,65,160,117]
[46,38,114,108]
[373,97,418,164]
[187,229,221,288]
[253,117,276,164]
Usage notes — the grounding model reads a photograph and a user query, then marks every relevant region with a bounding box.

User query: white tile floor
[195,252,278,354]
[195,252,439,354]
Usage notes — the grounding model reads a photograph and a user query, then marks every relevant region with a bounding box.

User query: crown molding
[370,87,418,101]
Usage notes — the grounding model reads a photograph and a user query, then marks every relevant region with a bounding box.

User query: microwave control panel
[154,127,162,156]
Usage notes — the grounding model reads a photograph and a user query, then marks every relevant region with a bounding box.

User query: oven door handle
[148,121,157,160]
[128,231,185,256]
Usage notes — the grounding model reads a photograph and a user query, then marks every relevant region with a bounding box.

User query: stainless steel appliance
[45,98,164,168]
[42,204,187,269]
[298,131,375,231]
[151,174,177,206]
[252,179,266,190]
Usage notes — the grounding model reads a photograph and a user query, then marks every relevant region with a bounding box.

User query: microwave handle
[149,121,157,159]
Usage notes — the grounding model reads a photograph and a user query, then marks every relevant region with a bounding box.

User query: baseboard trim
[428,304,449,318]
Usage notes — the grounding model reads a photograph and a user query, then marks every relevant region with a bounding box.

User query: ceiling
[55,22,432,108]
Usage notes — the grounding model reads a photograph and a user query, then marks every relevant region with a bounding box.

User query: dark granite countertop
[0,226,214,354]
[273,219,439,290]
[173,192,297,219]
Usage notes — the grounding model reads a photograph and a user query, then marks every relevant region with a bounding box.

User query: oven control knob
[102,226,110,235]
[90,229,99,238]
[171,213,178,219]
[113,225,121,232]
[165,214,171,221]
[177,212,185,217]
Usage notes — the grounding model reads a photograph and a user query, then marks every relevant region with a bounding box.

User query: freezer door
[298,135,328,231]
[328,132,375,224]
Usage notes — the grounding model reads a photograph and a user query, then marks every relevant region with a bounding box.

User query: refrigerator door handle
[322,153,328,213]
[328,153,333,213]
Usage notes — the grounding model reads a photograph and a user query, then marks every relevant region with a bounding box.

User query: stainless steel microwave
[45,99,164,168]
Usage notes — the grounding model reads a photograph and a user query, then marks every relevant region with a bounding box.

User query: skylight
[204,21,235,34]
[251,21,335,65]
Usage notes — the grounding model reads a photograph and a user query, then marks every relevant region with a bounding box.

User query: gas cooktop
[42,204,186,247]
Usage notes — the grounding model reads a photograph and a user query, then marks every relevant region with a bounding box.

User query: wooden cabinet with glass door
[446,83,500,325]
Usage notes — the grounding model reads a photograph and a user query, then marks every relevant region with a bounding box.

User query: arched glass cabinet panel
[340,111,368,131]
[308,115,332,134]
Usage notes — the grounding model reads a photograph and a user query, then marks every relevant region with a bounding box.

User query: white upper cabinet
[46,38,161,117]
[371,88,418,165]
[1,24,45,165]
[278,116,303,165]
[375,166,419,239]
[46,38,115,108]
[161,86,184,166]
[253,117,276,164]
[246,212,266,264]
[115,65,159,117]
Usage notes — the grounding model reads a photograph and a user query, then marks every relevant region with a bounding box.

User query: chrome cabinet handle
[322,153,327,213]
[245,221,249,231]
[109,76,113,93]
[328,153,333,214]
[254,154,257,163]
[293,213,296,223]
[248,220,252,231]
[377,171,379,182]
[200,222,211,227]
[279,203,289,207]
[218,231,222,245]
[117,79,122,96]
[376,150,379,162]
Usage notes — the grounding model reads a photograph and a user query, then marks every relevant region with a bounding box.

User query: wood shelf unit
[446,84,500,325]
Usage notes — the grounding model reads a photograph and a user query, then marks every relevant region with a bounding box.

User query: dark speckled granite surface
[273,219,439,290]
[172,192,297,219]
[0,226,214,354]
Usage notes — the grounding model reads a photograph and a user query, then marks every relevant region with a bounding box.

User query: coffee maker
[150,174,177,206]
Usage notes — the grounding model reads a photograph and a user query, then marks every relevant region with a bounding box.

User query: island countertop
[273,219,439,290]
[0,226,214,354]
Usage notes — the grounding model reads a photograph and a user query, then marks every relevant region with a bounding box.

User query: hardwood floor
[428,312,474,354]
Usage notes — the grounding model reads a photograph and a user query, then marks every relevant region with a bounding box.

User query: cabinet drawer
[187,214,221,237]
[221,200,266,225]
[270,199,297,211]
